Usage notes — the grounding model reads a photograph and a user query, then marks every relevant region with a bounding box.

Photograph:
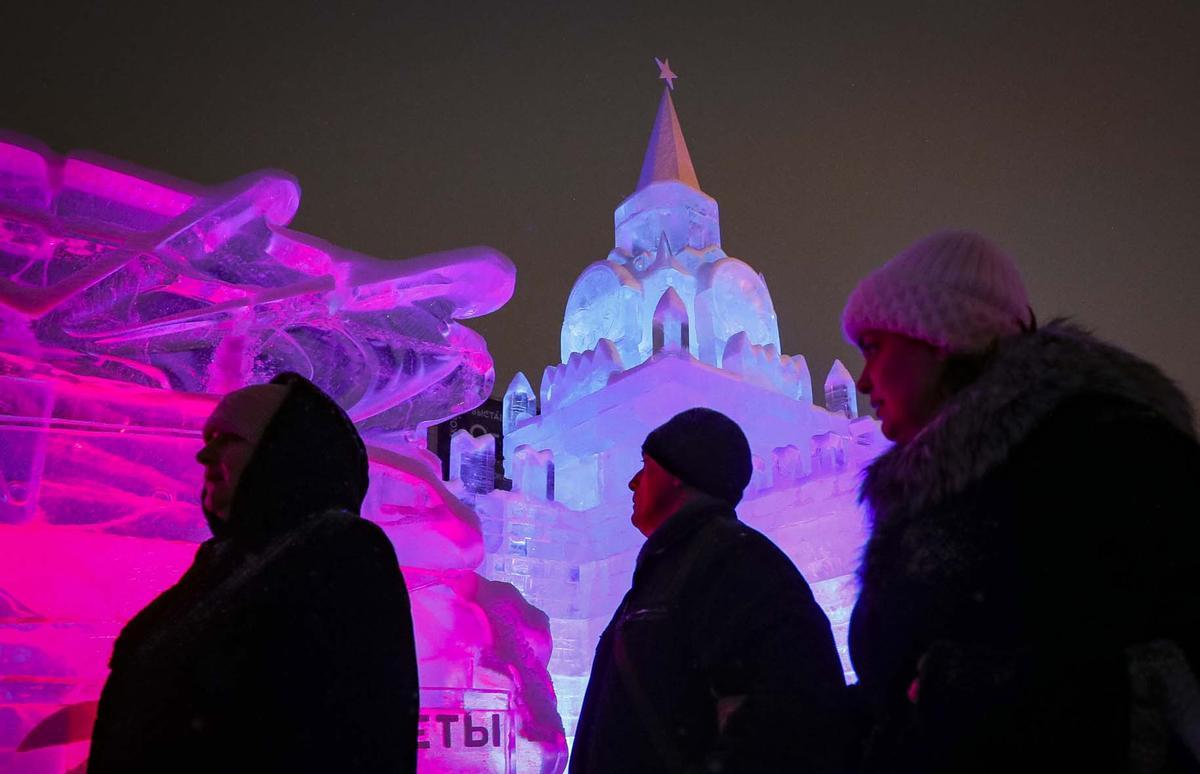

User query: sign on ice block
[418,687,513,773]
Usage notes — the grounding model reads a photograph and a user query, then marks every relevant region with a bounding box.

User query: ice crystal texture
[0,135,565,773]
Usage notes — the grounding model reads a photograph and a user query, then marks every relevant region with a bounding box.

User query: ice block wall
[0,135,566,774]
[476,352,887,742]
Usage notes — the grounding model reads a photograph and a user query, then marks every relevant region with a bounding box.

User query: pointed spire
[503,371,536,434]
[636,88,700,192]
[655,232,671,262]
[824,359,858,418]
[645,231,672,271]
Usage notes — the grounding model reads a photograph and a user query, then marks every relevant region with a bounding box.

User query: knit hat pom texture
[842,230,1030,353]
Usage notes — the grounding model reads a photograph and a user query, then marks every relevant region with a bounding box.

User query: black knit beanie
[641,408,753,507]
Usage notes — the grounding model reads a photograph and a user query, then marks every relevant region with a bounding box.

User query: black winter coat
[89,373,419,773]
[849,323,1200,774]
[571,495,847,774]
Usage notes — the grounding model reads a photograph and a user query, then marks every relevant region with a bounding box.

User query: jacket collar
[635,493,734,576]
[861,321,1195,526]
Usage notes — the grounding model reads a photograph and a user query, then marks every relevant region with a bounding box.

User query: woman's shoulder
[1019,389,1197,467]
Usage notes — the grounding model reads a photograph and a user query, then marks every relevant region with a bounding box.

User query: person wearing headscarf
[842,231,1200,773]
[89,372,419,773]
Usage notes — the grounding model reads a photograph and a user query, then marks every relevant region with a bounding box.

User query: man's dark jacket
[849,322,1200,774]
[89,373,419,773]
[570,494,847,774]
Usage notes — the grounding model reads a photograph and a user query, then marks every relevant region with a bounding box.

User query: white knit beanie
[842,230,1032,353]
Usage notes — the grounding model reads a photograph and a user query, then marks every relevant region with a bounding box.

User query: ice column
[450,429,497,495]
[503,371,537,434]
[824,359,858,418]
[794,354,813,403]
[511,445,555,502]
[811,431,847,474]
[772,444,806,485]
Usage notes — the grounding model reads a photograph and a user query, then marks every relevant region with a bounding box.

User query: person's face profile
[855,329,947,445]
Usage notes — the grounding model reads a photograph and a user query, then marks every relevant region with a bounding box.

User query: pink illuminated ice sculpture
[0,133,567,774]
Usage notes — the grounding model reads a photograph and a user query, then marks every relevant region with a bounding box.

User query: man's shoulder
[676,516,830,644]
[720,515,790,556]
[697,516,809,586]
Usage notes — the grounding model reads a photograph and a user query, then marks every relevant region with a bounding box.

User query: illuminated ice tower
[560,72,782,377]
[467,64,888,741]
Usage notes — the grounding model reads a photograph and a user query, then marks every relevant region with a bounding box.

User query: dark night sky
[5,1,1198,410]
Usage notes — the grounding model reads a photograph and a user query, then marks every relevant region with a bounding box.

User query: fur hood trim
[860,321,1194,524]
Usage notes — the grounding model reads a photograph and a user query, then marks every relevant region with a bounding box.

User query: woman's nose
[856,368,871,395]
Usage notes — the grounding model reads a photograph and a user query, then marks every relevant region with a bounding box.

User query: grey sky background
[5,1,1198,412]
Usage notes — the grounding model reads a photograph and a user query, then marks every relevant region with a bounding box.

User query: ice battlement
[539,338,624,412]
[504,348,861,507]
[721,331,814,401]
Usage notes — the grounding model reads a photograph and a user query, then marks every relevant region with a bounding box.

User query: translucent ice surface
[0,135,565,773]
[824,359,858,419]
[450,429,498,494]
[561,89,782,379]
[474,87,888,746]
[502,372,536,435]
[0,136,513,441]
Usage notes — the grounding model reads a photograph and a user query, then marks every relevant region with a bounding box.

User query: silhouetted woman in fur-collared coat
[840,231,1200,774]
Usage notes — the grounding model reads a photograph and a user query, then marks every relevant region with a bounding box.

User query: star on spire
[655,57,678,90]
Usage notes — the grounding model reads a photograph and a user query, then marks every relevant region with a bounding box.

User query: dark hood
[216,372,370,548]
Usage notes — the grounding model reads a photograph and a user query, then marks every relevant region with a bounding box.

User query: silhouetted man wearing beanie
[570,408,847,774]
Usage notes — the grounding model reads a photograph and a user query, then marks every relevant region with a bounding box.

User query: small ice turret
[824,359,858,418]
[772,444,805,485]
[511,445,555,501]
[721,331,812,401]
[503,371,537,434]
[811,431,847,474]
[652,287,689,353]
[794,353,813,403]
[449,429,496,494]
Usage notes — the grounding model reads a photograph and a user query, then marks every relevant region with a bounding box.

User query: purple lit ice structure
[0,135,566,773]
[468,86,888,745]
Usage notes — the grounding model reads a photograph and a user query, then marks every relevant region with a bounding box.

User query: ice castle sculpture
[457,83,890,742]
[0,134,567,773]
